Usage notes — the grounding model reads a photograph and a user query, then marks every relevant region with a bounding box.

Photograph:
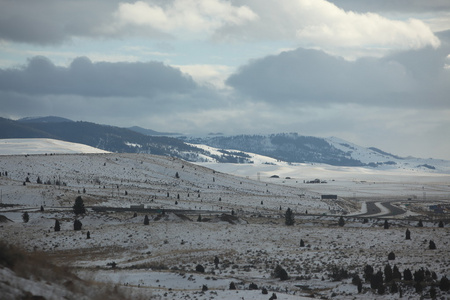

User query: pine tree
[144,215,149,225]
[338,216,345,227]
[429,240,436,250]
[229,282,236,290]
[73,219,82,230]
[417,219,423,227]
[384,220,389,229]
[438,220,444,228]
[300,239,305,247]
[384,264,393,283]
[197,214,202,222]
[54,219,60,232]
[37,176,42,184]
[285,208,294,226]
[364,264,374,282]
[405,228,411,240]
[73,196,86,215]
[439,276,450,291]
[87,231,91,239]
[40,205,44,212]
[393,265,402,280]
[403,269,413,281]
[388,252,395,260]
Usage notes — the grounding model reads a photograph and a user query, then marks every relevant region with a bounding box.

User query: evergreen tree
[439,275,450,291]
[384,264,393,283]
[388,252,395,260]
[229,282,236,290]
[40,205,44,212]
[384,220,389,229]
[144,215,149,225]
[414,269,425,283]
[73,196,86,215]
[404,269,413,281]
[370,270,383,290]
[195,264,205,273]
[392,265,402,281]
[197,214,202,222]
[300,239,305,247]
[22,212,29,223]
[73,219,82,231]
[405,228,411,240]
[54,219,60,232]
[438,220,444,228]
[429,240,436,250]
[285,208,294,226]
[37,176,42,184]
[87,231,90,239]
[364,264,374,282]
[417,219,423,227]
[338,216,345,227]
[273,265,289,281]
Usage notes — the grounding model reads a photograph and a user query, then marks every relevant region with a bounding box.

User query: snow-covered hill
[1,145,449,299]
[326,136,450,173]
[0,138,109,155]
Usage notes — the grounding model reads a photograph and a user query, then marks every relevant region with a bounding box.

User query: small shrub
[273,265,289,281]
[195,264,205,273]
[249,282,258,290]
[22,212,29,223]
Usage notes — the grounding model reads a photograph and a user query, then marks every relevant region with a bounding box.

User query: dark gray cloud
[328,0,450,13]
[226,41,450,108]
[0,0,169,45]
[0,56,197,97]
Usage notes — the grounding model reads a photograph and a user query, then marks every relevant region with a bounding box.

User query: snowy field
[0,139,449,299]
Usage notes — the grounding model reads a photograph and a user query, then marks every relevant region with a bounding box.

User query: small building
[321,194,337,200]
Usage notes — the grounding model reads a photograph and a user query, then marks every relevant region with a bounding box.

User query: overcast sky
[1,0,449,160]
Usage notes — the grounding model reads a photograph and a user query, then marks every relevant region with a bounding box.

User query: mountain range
[0,116,448,172]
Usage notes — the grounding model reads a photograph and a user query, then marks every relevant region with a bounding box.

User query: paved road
[356,201,406,218]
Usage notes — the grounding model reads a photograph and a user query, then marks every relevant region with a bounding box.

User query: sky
[0,0,450,160]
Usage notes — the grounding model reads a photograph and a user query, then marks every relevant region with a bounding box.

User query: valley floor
[1,153,449,299]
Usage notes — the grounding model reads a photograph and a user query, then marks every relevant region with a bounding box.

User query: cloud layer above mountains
[0,0,449,159]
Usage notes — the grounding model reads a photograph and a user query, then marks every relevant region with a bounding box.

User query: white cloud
[215,0,440,57]
[114,0,258,36]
